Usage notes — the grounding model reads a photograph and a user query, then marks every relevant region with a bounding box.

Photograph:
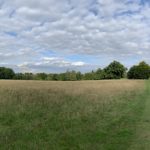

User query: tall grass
[0,80,146,149]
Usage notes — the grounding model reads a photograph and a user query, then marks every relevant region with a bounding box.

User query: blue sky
[0,0,150,73]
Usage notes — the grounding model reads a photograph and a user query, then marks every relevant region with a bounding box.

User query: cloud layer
[0,0,150,72]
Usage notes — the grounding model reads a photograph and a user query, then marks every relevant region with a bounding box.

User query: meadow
[0,80,149,150]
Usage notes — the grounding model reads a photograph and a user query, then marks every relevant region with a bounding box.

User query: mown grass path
[129,81,150,150]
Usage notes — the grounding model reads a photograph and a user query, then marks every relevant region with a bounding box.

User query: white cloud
[16,56,87,73]
[0,0,150,72]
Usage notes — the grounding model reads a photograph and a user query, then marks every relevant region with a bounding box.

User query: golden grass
[0,79,144,107]
[0,79,144,95]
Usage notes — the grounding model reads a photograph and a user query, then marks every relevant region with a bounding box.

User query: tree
[14,73,24,80]
[65,70,77,81]
[103,61,127,79]
[83,70,95,80]
[94,68,103,80]
[0,67,15,79]
[35,73,48,80]
[127,61,150,79]
[76,71,82,80]
[52,74,59,80]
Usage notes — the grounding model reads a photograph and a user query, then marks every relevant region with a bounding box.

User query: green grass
[129,80,150,149]
[0,80,149,150]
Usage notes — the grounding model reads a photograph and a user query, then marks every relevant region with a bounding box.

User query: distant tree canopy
[14,73,34,80]
[103,61,127,79]
[0,67,15,79]
[127,61,150,79]
[0,61,150,80]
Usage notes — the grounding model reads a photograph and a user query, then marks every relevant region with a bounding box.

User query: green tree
[52,74,59,80]
[23,73,34,80]
[127,61,150,79]
[58,73,66,81]
[83,71,95,80]
[103,61,126,79]
[94,68,103,80]
[65,70,77,81]
[35,73,48,80]
[0,67,15,79]
[14,73,24,80]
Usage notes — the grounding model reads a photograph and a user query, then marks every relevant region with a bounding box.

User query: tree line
[0,61,150,80]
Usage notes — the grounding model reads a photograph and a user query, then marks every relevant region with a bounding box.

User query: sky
[0,0,150,73]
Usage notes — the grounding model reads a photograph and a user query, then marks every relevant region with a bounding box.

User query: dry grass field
[0,80,148,150]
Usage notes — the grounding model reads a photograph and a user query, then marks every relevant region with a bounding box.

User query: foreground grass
[129,80,150,149]
[0,80,147,149]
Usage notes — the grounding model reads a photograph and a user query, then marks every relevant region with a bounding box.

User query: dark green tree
[76,71,82,80]
[0,67,15,79]
[14,73,24,80]
[127,61,150,79]
[103,61,127,79]
[52,74,59,80]
[35,73,48,80]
